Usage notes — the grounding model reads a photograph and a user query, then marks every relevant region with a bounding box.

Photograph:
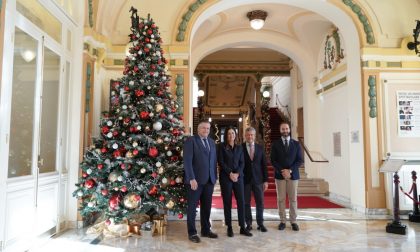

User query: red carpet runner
[211,195,344,209]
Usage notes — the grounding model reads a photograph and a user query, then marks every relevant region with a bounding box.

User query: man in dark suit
[183,120,218,243]
[270,121,303,232]
[242,127,269,232]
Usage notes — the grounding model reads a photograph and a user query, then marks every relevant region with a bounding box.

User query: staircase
[267,107,329,196]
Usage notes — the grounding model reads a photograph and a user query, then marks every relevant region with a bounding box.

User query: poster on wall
[397,91,420,137]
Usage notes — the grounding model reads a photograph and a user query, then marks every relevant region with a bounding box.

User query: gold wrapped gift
[151,214,167,236]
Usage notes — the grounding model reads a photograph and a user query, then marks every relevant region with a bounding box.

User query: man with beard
[270,121,304,231]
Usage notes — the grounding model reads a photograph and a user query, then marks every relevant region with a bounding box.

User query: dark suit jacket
[218,143,244,178]
[242,143,268,185]
[270,138,303,180]
[183,135,217,185]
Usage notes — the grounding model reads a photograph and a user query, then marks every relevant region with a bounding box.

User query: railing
[298,137,329,163]
[276,94,291,120]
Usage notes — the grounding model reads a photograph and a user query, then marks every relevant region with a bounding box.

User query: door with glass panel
[6,26,61,244]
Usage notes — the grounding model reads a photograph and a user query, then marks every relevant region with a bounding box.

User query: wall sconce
[247,10,268,30]
[198,89,205,97]
[20,49,36,62]
[407,20,420,56]
[238,117,243,122]
[262,90,270,98]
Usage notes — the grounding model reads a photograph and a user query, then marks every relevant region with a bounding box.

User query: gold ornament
[155,104,164,112]
[126,151,133,158]
[166,200,174,209]
[123,193,141,209]
[157,138,163,144]
[108,171,119,182]
[158,167,164,174]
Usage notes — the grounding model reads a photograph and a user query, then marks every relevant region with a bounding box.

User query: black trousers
[220,175,246,228]
[186,182,214,236]
[244,183,265,226]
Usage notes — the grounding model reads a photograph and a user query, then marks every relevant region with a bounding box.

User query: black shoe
[278,222,286,230]
[291,223,299,231]
[240,227,253,237]
[201,231,218,238]
[189,234,201,243]
[257,225,268,232]
[246,225,252,231]
[227,227,234,237]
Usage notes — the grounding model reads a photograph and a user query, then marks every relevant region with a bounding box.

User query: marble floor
[21,208,420,252]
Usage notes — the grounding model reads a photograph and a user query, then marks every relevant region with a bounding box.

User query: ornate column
[254,73,263,142]
[175,74,184,115]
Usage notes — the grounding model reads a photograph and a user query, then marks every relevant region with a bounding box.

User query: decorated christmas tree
[73,7,186,225]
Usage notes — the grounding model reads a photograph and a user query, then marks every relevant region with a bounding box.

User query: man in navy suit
[183,120,218,243]
[242,127,268,232]
[270,121,303,232]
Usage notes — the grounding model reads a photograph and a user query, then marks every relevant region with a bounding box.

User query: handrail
[298,137,329,163]
[276,94,291,119]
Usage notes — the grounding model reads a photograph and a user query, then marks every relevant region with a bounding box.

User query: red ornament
[134,66,139,72]
[148,185,158,195]
[135,195,141,201]
[124,86,130,91]
[172,128,180,136]
[159,195,165,201]
[178,213,184,219]
[144,47,150,53]
[171,156,179,161]
[97,164,103,170]
[157,90,163,96]
[124,117,130,124]
[84,179,95,189]
[109,195,120,209]
[170,180,176,186]
[105,219,111,225]
[151,24,157,28]
[112,131,119,137]
[151,172,157,178]
[101,148,107,153]
[113,150,121,158]
[147,29,153,34]
[121,186,127,192]
[180,198,185,203]
[101,189,108,196]
[102,126,109,134]
[140,111,149,119]
[135,90,144,97]
[160,113,166,119]
[82,172,88,178]
[133,149,139,155]
[148,147,158,157]
[145,38,150,42]
[130,126,136,133]
[121,163,126,169]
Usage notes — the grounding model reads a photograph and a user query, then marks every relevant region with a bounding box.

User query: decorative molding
[176,0,208,42]
[316,76,347,95]
[88,0,93,28]
[175,74,184,114]
[323,28,345,70]
[85,63,92,113]
[342,0,375,44]
[368,75,377,118]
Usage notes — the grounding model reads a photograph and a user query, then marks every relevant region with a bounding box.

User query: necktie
[203,138,210,152]
[284,139,289,151]
[249,144,255,161]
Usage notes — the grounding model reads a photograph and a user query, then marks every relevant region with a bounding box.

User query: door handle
[37,156,44,167]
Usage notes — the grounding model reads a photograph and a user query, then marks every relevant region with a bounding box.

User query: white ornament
[87,168,92,174]
[122,105,127,110]
[122,132,126,137]
[111,91,116,95]
[113,143,119,149]
[162,76,167,80]
[107,132,113,138]
[149,112,154,117]
[168,114,173,120]
[156,162,162,167]
[151,34,155,38]
[133,142,138,147]
[77,191,83,197]
[156,51,161,56]
[146,44,152,48]
[153,121,162,131]
[175,177,183,183]
[150,39,155,43]
[88,202,94,208]
[117,175,123,181]
[166,151,172,157]
[140,168,146,174]
[158,167,164,174]
[107,121,113,126]
[161,178,168,184]
[164,137,170,142]
[154,72,159,77]
[137,125,142,130]
[147,86,151,90]
[129,81,134,86]
[118,116,123,120]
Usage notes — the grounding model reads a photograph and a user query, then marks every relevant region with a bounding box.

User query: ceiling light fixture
[247,10,268,30]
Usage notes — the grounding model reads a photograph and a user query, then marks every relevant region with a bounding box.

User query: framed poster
[397,91,420,137]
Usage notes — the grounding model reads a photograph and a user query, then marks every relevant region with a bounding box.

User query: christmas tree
[73,7,186,225]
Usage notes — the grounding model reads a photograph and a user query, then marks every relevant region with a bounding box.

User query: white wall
[318,85,351,200]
